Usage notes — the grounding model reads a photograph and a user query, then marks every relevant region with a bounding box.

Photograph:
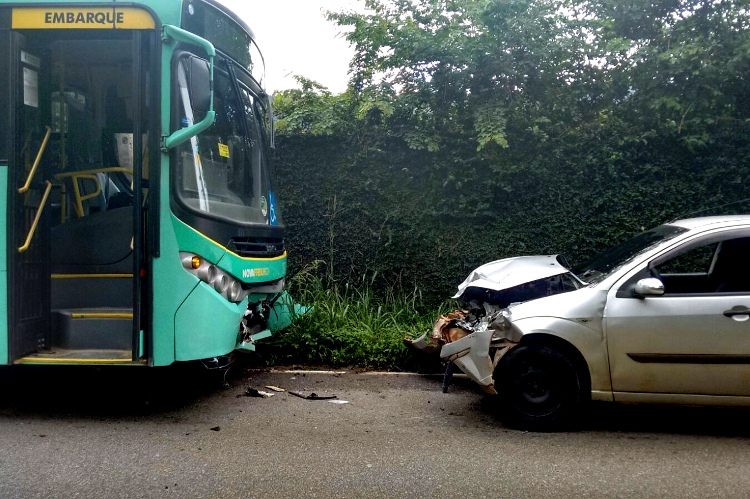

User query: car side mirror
[634,277,665,297]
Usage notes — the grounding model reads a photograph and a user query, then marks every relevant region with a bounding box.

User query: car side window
[657,243,717,275]
[656,237,750,294]
[707,237,750,293]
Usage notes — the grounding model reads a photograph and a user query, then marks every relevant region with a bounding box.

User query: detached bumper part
[266,291,312,332]
[408,330,432,350]
[440,328,497,394]
[235,329,273,352]
[405,310,521,394]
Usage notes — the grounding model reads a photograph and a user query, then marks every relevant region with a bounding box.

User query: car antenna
[668,197,750,223]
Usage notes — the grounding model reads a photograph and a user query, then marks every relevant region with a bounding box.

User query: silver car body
[443,216,750,407]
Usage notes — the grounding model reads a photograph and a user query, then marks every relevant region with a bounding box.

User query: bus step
[52,308,134,351]
[15,349,143,365]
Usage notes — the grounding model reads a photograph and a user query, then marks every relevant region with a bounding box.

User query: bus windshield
[174,57,277,226]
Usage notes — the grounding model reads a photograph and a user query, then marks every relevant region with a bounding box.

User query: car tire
[496,343,583,431]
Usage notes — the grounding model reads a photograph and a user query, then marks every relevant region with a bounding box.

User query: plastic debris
[328,400,349,404]
[264,385,285,392]
[289,391,337,400]
[245,387,274,398]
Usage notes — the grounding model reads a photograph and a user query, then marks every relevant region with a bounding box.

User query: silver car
[412,216,750,430]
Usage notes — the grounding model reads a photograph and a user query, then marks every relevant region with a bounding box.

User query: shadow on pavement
[0,361,237,419]
[478,393,750,437]
[583,401,750,437]
[4,361,750,439]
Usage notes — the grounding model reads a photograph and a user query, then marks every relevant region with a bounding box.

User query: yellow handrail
[55,167,133,219]
[18,180,52,253]
[54,166,133,179]
[18,126,52,194]
[71,174,101,218]
[59,182,67,223]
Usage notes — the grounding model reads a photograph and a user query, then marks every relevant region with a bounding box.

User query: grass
[253,266,449,370]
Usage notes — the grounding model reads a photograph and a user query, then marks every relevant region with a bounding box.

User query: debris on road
[245,388,275,398]
[289,391,337,400]
[210,426,220,431]
[264,385,285,392]
[328,400,349,405]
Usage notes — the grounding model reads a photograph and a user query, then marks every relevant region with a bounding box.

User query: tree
[272,0,750,302]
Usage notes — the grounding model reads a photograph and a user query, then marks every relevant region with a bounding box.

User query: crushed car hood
[453,255,573,299]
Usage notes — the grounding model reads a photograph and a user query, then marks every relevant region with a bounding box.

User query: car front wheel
[496,343,583,431]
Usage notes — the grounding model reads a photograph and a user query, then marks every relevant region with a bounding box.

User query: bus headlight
[228,280,243,302]
[198,264,216,283]
[213,274,228,293]
[180,252,247,303]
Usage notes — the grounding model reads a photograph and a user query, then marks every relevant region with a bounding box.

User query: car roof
[668,215,750,230]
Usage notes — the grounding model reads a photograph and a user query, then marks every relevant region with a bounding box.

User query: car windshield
[572,225,688,284]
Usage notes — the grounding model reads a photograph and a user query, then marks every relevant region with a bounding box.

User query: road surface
[0,364,749,498]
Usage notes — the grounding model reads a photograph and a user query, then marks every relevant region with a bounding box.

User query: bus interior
[9,29,155,364]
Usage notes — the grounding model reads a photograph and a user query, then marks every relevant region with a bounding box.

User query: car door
[605,229,750,397]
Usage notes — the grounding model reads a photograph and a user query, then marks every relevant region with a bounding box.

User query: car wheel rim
[521,371,551,403]
[515,366,562,417]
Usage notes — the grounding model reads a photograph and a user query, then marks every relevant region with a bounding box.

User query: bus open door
[2,8,157,365]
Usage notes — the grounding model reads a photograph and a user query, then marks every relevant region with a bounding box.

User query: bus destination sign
[12,8,156,30]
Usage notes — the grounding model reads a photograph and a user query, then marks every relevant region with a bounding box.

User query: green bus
[0,0,291,366]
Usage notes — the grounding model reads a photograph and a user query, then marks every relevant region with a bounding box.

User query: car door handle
[724,308,750,317]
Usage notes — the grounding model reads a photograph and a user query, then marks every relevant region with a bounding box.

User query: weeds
[254,263,451,370]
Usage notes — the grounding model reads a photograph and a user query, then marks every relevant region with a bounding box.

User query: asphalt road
[1,363,750,498]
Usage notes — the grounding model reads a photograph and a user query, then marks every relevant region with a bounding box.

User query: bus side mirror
[188,56,211,115]
[162,25,216,150]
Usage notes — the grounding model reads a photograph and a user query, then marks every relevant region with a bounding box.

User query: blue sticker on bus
[268,191,278,226]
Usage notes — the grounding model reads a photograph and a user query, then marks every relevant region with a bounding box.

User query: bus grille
[228,237,285,258]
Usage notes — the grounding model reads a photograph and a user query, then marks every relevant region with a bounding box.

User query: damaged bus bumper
[235,291,311,352]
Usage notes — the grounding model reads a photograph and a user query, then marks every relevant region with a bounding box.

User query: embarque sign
[12,7,155,29]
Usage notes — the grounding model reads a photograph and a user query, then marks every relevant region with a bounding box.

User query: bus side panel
[0,28,8,365]
[151,153,197,366]
[150,39,190,366]
[0,165,7,365]
[0,28,7,163]
[152,159,243,365]
[174,282,246,361]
